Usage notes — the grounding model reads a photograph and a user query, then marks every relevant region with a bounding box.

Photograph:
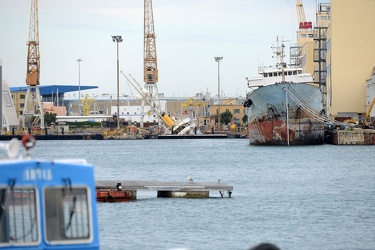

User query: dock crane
[22,0,44,128]
[140,0,160,128]
[79,94,96,116]
[296,0,312,29]
[121,72,194,135]
[362,97,375,127]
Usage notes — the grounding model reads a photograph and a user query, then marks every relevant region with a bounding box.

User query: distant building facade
[328,0,375,117]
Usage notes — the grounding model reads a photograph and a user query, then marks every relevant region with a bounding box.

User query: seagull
[187,176,193,182]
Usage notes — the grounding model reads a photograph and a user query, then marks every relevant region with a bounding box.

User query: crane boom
[121,72,172,127]
[121,72,194,135]
[296,0,306,24]
[363,97,375,127]
[144,0,158,84]
[296,0,312,29]
[26,0,40,86]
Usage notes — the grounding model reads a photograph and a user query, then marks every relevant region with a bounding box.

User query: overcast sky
[0,0,319,99]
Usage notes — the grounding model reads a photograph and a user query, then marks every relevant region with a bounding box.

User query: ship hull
[246,83,324,145]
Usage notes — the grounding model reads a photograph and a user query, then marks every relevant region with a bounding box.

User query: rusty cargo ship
[244,40,325,145]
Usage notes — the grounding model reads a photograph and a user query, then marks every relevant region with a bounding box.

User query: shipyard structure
[294,0,375,125]
[5,83,247,137]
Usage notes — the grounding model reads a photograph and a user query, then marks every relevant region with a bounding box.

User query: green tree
[242,114,248,125]
[44,112,56,126]
[220,111,233,125]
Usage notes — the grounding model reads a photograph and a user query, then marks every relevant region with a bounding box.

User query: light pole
[214,57,223,130]
[112,35,123,131]
[76,59,82,115]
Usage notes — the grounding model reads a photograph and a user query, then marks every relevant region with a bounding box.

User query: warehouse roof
[10,85,98,95]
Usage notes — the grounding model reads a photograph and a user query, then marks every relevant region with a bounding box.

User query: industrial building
[10,85,98,117]
[296,0,375,122]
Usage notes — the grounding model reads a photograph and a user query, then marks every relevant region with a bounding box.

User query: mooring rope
[283,87,342,125]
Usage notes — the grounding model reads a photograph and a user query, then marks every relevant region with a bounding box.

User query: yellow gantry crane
[79,94,96,116]
[23,0,44,128]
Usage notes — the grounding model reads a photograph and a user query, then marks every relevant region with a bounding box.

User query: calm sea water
[27,139,375,250]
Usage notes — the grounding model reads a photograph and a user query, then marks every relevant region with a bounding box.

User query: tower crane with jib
[22,0,44,129]
[140,0,160,128]
[296,0,312,29]
[121,72,194,135]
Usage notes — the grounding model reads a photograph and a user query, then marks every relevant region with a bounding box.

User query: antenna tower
[141,0,160,128]
[23,0,44,128]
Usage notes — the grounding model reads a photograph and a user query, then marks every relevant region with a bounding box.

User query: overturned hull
[246,83,325,145]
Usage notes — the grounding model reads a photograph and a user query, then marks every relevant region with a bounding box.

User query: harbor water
[22,139,375,250]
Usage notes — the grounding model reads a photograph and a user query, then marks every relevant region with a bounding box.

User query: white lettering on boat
[24,168,53,181]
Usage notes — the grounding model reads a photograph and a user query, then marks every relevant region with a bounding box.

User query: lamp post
[112,35,123,131]
[76,59,82,115]
[214,57,223,130]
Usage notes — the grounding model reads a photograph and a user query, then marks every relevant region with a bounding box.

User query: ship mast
[23,0,44,128]
[272,36,286,82]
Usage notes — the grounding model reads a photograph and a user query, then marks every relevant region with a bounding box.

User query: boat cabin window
[44,187,91,244]
[263,73,268,77]
[273,72,277,77]
[288,71,292,75]
[293,71,297,75]
[0,187,39,245]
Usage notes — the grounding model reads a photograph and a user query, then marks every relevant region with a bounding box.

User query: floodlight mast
[214,56,223,130]
[112,35,123,131]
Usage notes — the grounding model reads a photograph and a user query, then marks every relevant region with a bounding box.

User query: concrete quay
[331,129,375,145]
[0,133,104,141]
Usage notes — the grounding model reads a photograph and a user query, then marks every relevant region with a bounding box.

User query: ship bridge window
[45,187,91,244]
[273,73,277,77]
[293,71,297,75]
[288,71,292,75]
[278,72,282,76]
[0,188,39,245]
[264,73,268,77]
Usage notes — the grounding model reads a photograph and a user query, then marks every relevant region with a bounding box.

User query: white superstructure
[246,67,313,88]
